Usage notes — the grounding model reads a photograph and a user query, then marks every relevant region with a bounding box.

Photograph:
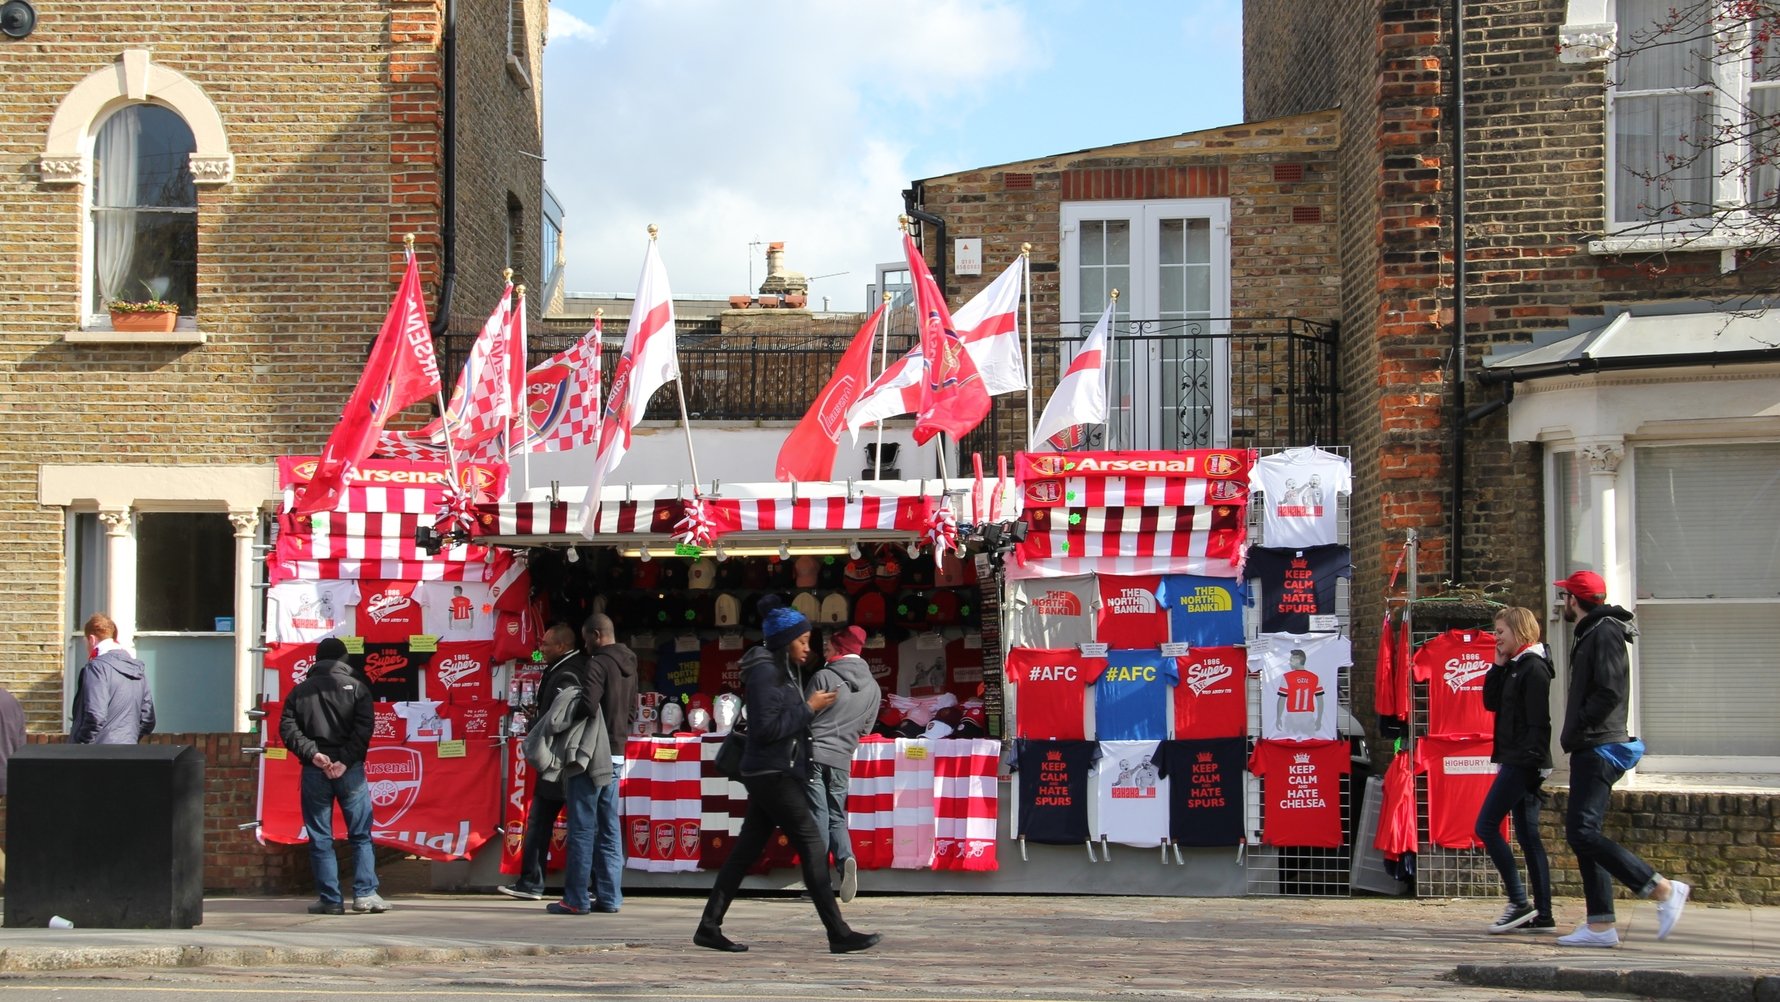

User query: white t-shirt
[1093,739,1169,848]
[266,580,361,644]
[895,631,950,695]
[1253,632,1351,742]
[393,699,451,742]
[1249,447,1351,548]
[415,581,495,641]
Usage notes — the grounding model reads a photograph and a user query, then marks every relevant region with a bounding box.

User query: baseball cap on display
[792,591,821,623]
[1553,570,1607,603]
[794,554,821,588]
[688,557,718,590]
[922,719,954,740]
[842,557,875,594]
[714,593,742,628]
[819,592,850,624]
[955,701,988,737]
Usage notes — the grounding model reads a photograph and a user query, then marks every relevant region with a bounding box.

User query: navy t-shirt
[1150,737,1246,847]
[1013,739,1095,845]
[1245,544,1352,634]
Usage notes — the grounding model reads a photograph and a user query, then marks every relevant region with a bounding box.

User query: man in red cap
[1551,570,1688,947]
[804,625,879,902]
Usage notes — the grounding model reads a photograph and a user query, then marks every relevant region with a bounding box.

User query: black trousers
[514,792,566,893]
[700,771,851,941]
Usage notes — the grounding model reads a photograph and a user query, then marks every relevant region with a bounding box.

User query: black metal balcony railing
[439,315,1338,459]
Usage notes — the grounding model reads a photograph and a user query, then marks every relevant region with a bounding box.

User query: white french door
[1060,199,1231,449]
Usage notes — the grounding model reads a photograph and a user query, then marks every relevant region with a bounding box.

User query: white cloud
[542,0,1039,306]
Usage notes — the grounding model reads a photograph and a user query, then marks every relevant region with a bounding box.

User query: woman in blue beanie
[694,595,881,955]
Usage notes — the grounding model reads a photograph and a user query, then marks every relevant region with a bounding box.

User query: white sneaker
[1656,879,1690,940]
[1555,923,1619,948]
[838,856,858,904]
[352,894,392,914]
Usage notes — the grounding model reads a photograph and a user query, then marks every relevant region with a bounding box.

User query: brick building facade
[1244,0,1780,901]
[0,0,544,750]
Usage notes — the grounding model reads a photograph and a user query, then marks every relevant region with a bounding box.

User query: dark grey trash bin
[5,743,205,928]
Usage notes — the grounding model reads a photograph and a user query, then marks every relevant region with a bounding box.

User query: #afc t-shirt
[1091,650,1177,741]
[1411,628,1498,738]
[1005,648,1106,741]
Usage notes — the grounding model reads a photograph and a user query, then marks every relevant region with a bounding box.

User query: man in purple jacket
[69,614,155,744]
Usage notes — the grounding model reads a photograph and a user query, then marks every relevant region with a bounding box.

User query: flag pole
[1021,241,1034,444]
[657,224,704,495]
[873,290,891,479]
[415,232,464,495]
[1104,288,1119,448]
[514,283,531,496]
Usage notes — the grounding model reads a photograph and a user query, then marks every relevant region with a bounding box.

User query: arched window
[90,104,197,316]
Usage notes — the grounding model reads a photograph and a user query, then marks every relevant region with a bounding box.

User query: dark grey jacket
[279,660,374,767]
[70,648,155,745]
[1560,604,1635,754]
[805,655,879,769]
[585,643,639,755]
[737,646,814,779]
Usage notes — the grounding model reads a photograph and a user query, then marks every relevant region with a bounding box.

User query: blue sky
[542,0,1243,307]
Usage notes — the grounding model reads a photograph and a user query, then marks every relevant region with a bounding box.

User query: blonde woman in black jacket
[1475,606,1555,934]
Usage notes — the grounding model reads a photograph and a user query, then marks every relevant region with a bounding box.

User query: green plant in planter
[107,298,181,314]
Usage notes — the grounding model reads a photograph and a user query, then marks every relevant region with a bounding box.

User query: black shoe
[546,900,589,915]
[1526,915,1557,930]
[1489,901,1537,934]
[496,884,544,901]
[694,927,748,952]
[307,901,345,915]
[828,931,882,954]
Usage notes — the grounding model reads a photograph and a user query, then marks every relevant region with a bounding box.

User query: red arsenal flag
[776,303,885,482]
[906,233,991,444]
[292,253,442,515]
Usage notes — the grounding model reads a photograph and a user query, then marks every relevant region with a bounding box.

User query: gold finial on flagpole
[1021,242,1032,257]
[403,233,415,249]
[648,223,659,240]
[1110,288,1120,301]
[502,268,513,283]
[882,290,892,304]
[898,214,911,233]
[515,284,526,297]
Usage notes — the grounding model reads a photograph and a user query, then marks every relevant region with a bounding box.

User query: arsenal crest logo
[1028,455,1067,477]
[1025,480,1063,503]
[1204,451,1242,477]
[653,821,676,859]
[629,817,651,857]
[364,746,423,826]
[678,820,700,857]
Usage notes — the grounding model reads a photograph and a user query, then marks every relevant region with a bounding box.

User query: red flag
[776,303,885,482]
[906,233,991,445]
[292,253,441,515]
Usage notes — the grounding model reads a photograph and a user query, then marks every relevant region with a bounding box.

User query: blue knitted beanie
[758,594,811,652]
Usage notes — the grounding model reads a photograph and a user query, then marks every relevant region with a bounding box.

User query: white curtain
[92,108,142,308]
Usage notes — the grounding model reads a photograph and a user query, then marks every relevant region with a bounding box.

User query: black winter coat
[1482,648,1554,768]
[1561,604,1635,753]
[737,646,814,780]
[279,661,374,768]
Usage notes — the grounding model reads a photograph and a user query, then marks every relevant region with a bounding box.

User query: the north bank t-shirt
[1150,737,1246,847]
[1095,575,1168,649]
[1091,650,1176,741]
[1007,576,1096,649]
[1158,575,1247,647]
[1012,739,1094,845]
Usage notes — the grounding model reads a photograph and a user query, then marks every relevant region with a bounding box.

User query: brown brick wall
[0,732,308,894]
[1539,787,1780,906]
[0,1,541,731]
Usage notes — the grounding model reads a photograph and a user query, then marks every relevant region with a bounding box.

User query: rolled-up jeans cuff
[1639,875,1662,898]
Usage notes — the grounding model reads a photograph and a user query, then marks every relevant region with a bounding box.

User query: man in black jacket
[499,623,586,904]
[1553,571,1687,948]
[279,637,385,915]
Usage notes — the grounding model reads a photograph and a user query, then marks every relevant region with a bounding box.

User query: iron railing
[439,314,1337,456]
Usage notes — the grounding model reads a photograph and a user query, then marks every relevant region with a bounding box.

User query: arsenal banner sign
[1015,450,1254,507]
[257,701,502,861]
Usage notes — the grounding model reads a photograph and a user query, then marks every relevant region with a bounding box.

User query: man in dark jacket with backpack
[1552,571,1687,948]
[280,637,385,915]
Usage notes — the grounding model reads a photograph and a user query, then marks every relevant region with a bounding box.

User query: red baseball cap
[1553,570,1607,603]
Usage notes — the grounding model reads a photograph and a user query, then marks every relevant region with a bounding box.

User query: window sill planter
[108,310,179,333]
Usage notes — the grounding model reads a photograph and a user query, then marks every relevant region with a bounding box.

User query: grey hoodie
[805,654,880,769]
[70,648,156,745]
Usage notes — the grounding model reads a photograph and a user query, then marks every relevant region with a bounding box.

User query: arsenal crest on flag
[777,303,885,482]
[905,232,992,445]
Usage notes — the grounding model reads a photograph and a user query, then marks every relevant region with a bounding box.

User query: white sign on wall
[954,238,982,276]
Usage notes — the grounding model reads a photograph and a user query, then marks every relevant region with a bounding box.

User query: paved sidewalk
[0,892,1774,1000]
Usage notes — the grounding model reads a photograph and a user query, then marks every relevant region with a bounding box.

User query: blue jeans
[300,762,378,906]
[561,770,601,911]
[1565,750,1658,923]
[1474,763,1551,918]
[805,762,853,865]
[591,763,624,911]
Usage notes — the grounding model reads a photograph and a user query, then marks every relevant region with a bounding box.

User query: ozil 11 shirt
[1006,648,1107,741]
[1091,651,1177,741]
[1411,628,1497,738]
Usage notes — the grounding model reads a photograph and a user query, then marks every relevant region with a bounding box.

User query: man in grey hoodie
[582,613,638,913]
[804,625,879,903]
[69,614,155,745]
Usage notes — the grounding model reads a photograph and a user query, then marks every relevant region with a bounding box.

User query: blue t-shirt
[1092,650,1177,741]
[1159,574,1247,647]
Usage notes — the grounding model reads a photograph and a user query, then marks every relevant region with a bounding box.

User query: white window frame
[1595,1,1780,253]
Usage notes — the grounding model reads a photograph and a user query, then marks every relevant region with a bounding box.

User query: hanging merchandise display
[1092,739,1169,848]
[846,737,897,870]
[1150,737,1246,848]
[1244,544,1352,634]
[265,579,361,644]
[1094,574,1169,649]
[1091,650,1176,741]
[355,580,426,641]
[1246,446,1351,549]
[1374,751,1419,865]
[414,580,497,641]
[1157,574,1248,647]
[1247,738,1349,849]
[1171,646,1248,740]
[1006,575,1097,648]
[931,739,1000,870]
[1373,609,1410,723]
[1413,734,1503,850]
[1410,627,1498,738]
[1012,739,1095,845]
[1005,648,1108,741]
[1252,633,1351,742]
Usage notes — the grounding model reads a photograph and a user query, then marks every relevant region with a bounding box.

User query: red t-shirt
[1005,648,1107,741]
[1248,738,1349,848]
[1414,734,1501,849]
[428,641,493,701]
[1411,628,1497,738]
[697,639,746,695]
[355,580,424,642]
[1095,574,1168,649]
[1278,668,1322,714]
[1172,646,1247,739]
